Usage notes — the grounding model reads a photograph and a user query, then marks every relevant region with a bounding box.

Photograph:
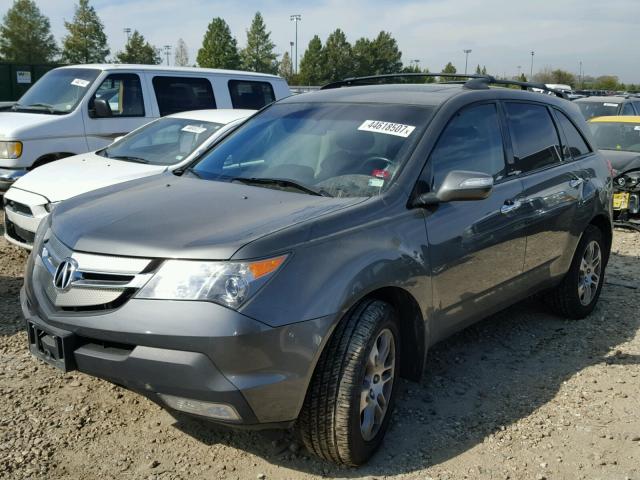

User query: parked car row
[0,64,290,191]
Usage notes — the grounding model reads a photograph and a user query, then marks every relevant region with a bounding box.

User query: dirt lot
[1,210,639,480]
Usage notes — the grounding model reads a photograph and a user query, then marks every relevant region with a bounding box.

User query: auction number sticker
[358,120,416,138]
[181,125,207,134]
[71,78,90,88]
[634,126,640,131]
[603,103,619,107]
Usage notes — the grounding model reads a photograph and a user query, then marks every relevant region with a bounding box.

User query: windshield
[14,68,100,114]
[191,102,432,198]
[99,117,224,165]
[590,121,640,153]
[577,101,621,120]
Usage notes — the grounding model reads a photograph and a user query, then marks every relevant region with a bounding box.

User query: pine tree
[62,0,109,64]
[174,38,189,67]
[0,0,58,63]
[240,12,278,74]
[196,18,240,69]
[298,35,326,85]
[278,51,293,82]
[352,38,373,77]
[370,31,402,74]
[440,62,457,81]
[114,30,161,65]
[323,29,352,82]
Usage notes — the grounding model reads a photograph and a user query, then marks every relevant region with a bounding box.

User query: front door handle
[501,199,522,214]
[569,178,584,188]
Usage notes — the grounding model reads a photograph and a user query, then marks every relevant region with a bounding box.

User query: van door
[85,72,153,150]
[424,103,527,340]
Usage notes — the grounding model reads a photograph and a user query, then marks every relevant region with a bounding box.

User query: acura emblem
[53,257,79,292]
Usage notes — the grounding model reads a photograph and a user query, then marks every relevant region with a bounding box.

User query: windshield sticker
[358,120,416,138]
[634,126,640,131]
[181,125,207,134]
[368,178,385,188]
[603,103,619,107]
[71,78,90,88]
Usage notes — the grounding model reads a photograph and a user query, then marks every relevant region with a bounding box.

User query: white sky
[2,0,639,83]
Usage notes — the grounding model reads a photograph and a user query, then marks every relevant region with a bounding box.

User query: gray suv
[22,75,612,466]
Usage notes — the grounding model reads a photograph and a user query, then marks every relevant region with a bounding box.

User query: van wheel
[546,225,606,319]
[298,299,400,466]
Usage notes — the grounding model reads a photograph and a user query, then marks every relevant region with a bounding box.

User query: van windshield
[191,102,432,198]
[13,68,100,115]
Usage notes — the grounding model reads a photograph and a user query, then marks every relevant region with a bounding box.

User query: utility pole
[530,51,535,79]
[579,61,583,88]
[290,14,302,74]
[164,45,171,66]
[463,49,472,75]
[123,28,131,42]
[517,65,522,78]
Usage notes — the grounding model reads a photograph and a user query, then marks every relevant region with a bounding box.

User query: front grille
[5,217,35,245]
[5,199,32,216]
[36,235,154,311]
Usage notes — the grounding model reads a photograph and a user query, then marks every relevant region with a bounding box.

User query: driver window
[429,103,506,189]
[89,73,145,118]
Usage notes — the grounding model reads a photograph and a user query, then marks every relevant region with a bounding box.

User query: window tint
[430,103,506,188]
[556,111,591,159]
[634,102,640,114]
[505,102,561,173]
[228,80,275,109]
[621,102,635,116]
[152,76,216,116]
[90,73,144,117]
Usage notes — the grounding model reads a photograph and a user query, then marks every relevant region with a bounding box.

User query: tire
[298,299,400,466]
[546,225,607,319]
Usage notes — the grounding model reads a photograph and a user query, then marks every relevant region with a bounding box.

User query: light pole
[530,51,535,79]
[290,41,294,77]
[123,28,131,42]
[579,61,583,88]
[517,65,522,78]
[290,14,301,74]
[164,45,171,66]
[463,49,472,75]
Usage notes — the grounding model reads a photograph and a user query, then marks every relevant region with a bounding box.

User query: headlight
[32,214,51,253]
[0,141,23,159]
[136,255,287,309]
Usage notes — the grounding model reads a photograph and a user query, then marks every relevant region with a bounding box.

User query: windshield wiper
[23,103,66,114]
[231,177,333,197]
[108,155,149,164]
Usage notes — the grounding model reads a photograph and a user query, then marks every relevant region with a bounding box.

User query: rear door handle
[501,199,522,214]
[569,178,584,188]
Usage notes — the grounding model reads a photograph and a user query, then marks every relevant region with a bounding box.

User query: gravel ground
[1,210,639,480]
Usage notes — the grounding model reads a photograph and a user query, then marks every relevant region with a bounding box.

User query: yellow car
[589,115,640,229]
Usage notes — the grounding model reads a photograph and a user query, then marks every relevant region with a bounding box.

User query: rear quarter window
[152,76,216,116]
[228,80,275,109]
[555,111,591,159]
[505,102,562,173]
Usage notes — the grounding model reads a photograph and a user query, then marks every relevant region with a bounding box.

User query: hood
[51,173,365,260]
[600,149,640,175]
[13,153,165,202]
[0,111,72,140]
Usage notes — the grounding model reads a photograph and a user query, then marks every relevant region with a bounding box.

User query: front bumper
[0,168,27,192]
[21,283,335,426]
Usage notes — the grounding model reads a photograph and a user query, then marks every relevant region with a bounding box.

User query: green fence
[0,63,64,101]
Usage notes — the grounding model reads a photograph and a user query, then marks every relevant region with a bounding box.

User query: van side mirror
[412,170,493,207]
[92,98,112,118]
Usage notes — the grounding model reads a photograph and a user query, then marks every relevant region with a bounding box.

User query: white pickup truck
[0,64,290,191]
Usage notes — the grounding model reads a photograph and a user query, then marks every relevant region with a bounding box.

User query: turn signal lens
[248,255,286,279]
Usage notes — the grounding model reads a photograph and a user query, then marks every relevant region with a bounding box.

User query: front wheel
[546,225,607,319]
[298,299,400,466]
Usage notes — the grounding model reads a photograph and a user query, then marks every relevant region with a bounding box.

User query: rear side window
[228,80,275,109]
[152,76,216,116]
[621,102,635,116]
[555,111,591,159]
[505,102,561,173]
[90,73,144,117]
[430,103,506,188]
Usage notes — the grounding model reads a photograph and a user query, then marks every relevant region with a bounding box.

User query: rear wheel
[547,225,607,319]
[298,299,400,466]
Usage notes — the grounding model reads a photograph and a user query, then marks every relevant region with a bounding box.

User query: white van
[0,64,290,191]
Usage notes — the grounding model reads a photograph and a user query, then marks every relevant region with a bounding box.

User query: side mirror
[413,170,493,207]
[92,98,112,118]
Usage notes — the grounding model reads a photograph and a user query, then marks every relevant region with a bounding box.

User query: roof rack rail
[320,73,568,99]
